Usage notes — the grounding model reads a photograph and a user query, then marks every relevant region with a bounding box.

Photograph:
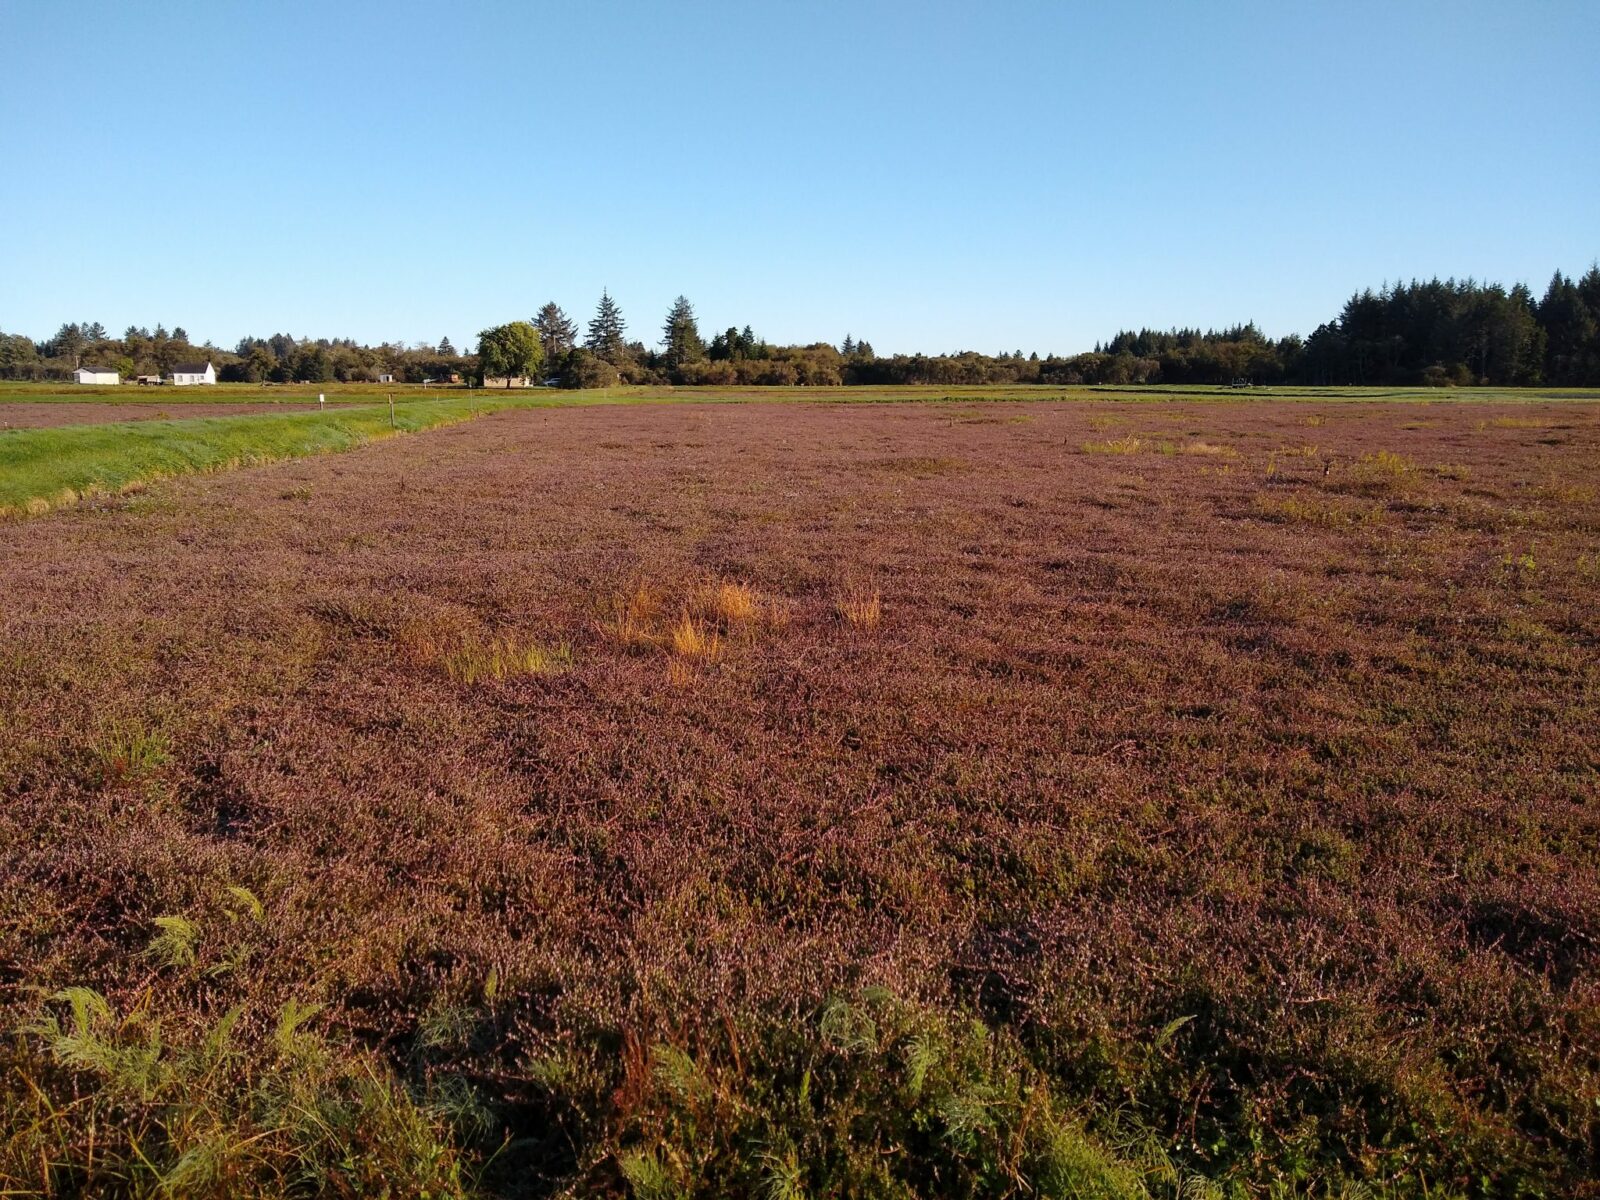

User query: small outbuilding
[377,373,395,384]
[170,361,217,386]
[73,366,120,385]
[483,376,533,388]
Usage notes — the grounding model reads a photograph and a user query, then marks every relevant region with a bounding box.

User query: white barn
[170,361,216,386]
[73,366,120,385]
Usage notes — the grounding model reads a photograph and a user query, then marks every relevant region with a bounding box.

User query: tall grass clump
[1082,436,1145,455]
[1329,450,1419,497]
[835,587,882,629]
[710,580,758,624]
[609,583,663,653]
[1181,441,1236,458]
[444,635,571,685]
[669,614,721,661]
[90,717,172,783]
[1252,493,1385,529]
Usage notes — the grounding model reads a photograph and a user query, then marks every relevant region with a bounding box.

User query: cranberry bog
[2,397,1597,1197]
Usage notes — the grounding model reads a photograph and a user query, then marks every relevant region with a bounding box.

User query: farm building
[483,376,533,388]
[377,373,395,383]
[73,366,120,385]
[170,361,217,386]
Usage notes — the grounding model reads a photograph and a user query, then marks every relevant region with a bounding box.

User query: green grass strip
[0,397,518,518]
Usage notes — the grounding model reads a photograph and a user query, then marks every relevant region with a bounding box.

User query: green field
[0,398,499,517]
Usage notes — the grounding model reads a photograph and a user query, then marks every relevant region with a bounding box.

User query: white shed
[73,366,120,385]
[170,361,217,386]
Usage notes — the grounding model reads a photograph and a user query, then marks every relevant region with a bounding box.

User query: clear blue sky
[2,0,1596,356]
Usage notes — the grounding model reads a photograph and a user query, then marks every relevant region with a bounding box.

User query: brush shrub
[606,989,1165,1199]
[6,985,470,1198]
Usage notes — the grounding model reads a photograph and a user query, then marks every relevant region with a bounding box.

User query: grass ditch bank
[0,397,518,519]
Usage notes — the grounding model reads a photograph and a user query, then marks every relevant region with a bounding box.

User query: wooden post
[389,392,395,428]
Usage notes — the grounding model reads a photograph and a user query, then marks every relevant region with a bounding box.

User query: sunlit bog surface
[2,398,1597,1195]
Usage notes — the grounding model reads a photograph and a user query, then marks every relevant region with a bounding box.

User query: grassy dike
[0,397,520,518]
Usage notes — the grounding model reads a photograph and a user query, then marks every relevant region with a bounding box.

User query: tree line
[3,265,1597,387]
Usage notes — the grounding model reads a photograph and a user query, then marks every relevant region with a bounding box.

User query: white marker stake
[319,393,325,409]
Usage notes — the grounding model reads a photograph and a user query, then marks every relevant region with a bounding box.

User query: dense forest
[2,266,1597,388]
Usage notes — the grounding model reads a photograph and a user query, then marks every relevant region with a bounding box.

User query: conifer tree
[438,336,455,356]
[660,295,705,371]
[535,302,578,360]
[585,291,627,363]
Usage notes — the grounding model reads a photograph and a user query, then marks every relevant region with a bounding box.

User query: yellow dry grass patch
[1181,441,1237,458]
[836,589,882,629]
[1480,416,1554,430]
[1537,482,1595,505]
[1361,450,1415,476]
[1081,436,1144,455]
[1253,494,1385,529]
[609,583,663,652]
[711,581,757,624]
[397,610,569,684]
[1338,450,1417,494]
[670,613,722,661]
[444,636,570,685]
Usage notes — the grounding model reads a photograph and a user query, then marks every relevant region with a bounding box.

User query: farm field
[5,380,1600,406]
[6,383,1600,523]
[2,397,1598,1197]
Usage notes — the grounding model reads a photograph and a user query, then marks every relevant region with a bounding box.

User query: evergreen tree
[585,291,627,363]
[660,295,705,371]
[1539,271,1597,385]
[842,334,856,356]
[438,336,456,356]
[52,322,86,364]
[535,302,578,359]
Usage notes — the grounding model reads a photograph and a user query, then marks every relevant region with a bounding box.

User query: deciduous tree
[477,321,544,384]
